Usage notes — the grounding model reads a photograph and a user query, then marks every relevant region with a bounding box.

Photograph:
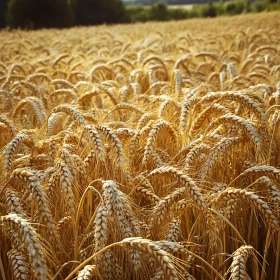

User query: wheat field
[0,11,280,280]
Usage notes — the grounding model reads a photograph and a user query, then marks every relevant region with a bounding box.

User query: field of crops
[0,11,280,280]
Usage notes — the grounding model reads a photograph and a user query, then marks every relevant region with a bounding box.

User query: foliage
[125,6,150,22]
[7,0,74,29]
[249,0,269,12]
[266,1,280,10]
[4,0,280,29]
[125,0,280,23]
[224,0,248,15]
[191,2,218,17]
[7,0,127,29]
[149,3,170,21]
[168,8,189,20]
[126,3,190,22]
[0,0,8,28]
[75,0,128,26]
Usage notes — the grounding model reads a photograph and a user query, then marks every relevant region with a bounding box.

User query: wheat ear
[216,188,279,231]
[1,213,50,279]
[7,249,31,280]
[229,245,256,280]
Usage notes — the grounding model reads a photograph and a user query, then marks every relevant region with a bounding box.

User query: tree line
[0,0,279,29]
[124,0,218,5]
[0,0,128,29]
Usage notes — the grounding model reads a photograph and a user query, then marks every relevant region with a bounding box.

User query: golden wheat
[0,11,280,280]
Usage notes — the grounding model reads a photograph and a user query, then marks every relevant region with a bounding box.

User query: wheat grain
[1,213,49,279]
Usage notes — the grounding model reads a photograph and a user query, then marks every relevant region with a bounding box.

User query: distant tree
[0,0,8,28]
[169,8,188,20]
[207,1,217,17]
[75,0,128,26]
[7,0,74,29]
[150,3,169,21]
[224,0,247,15]
[126,6,150,22]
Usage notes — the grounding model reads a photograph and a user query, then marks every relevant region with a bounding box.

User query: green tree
[224,0,248,15]
[7,0,74,29]
[206,1,217,17]
[0,0,8,28]
[126,6,150,23]
[169,8,188,20]
[75,0,128,26]
[150,3,169,21]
